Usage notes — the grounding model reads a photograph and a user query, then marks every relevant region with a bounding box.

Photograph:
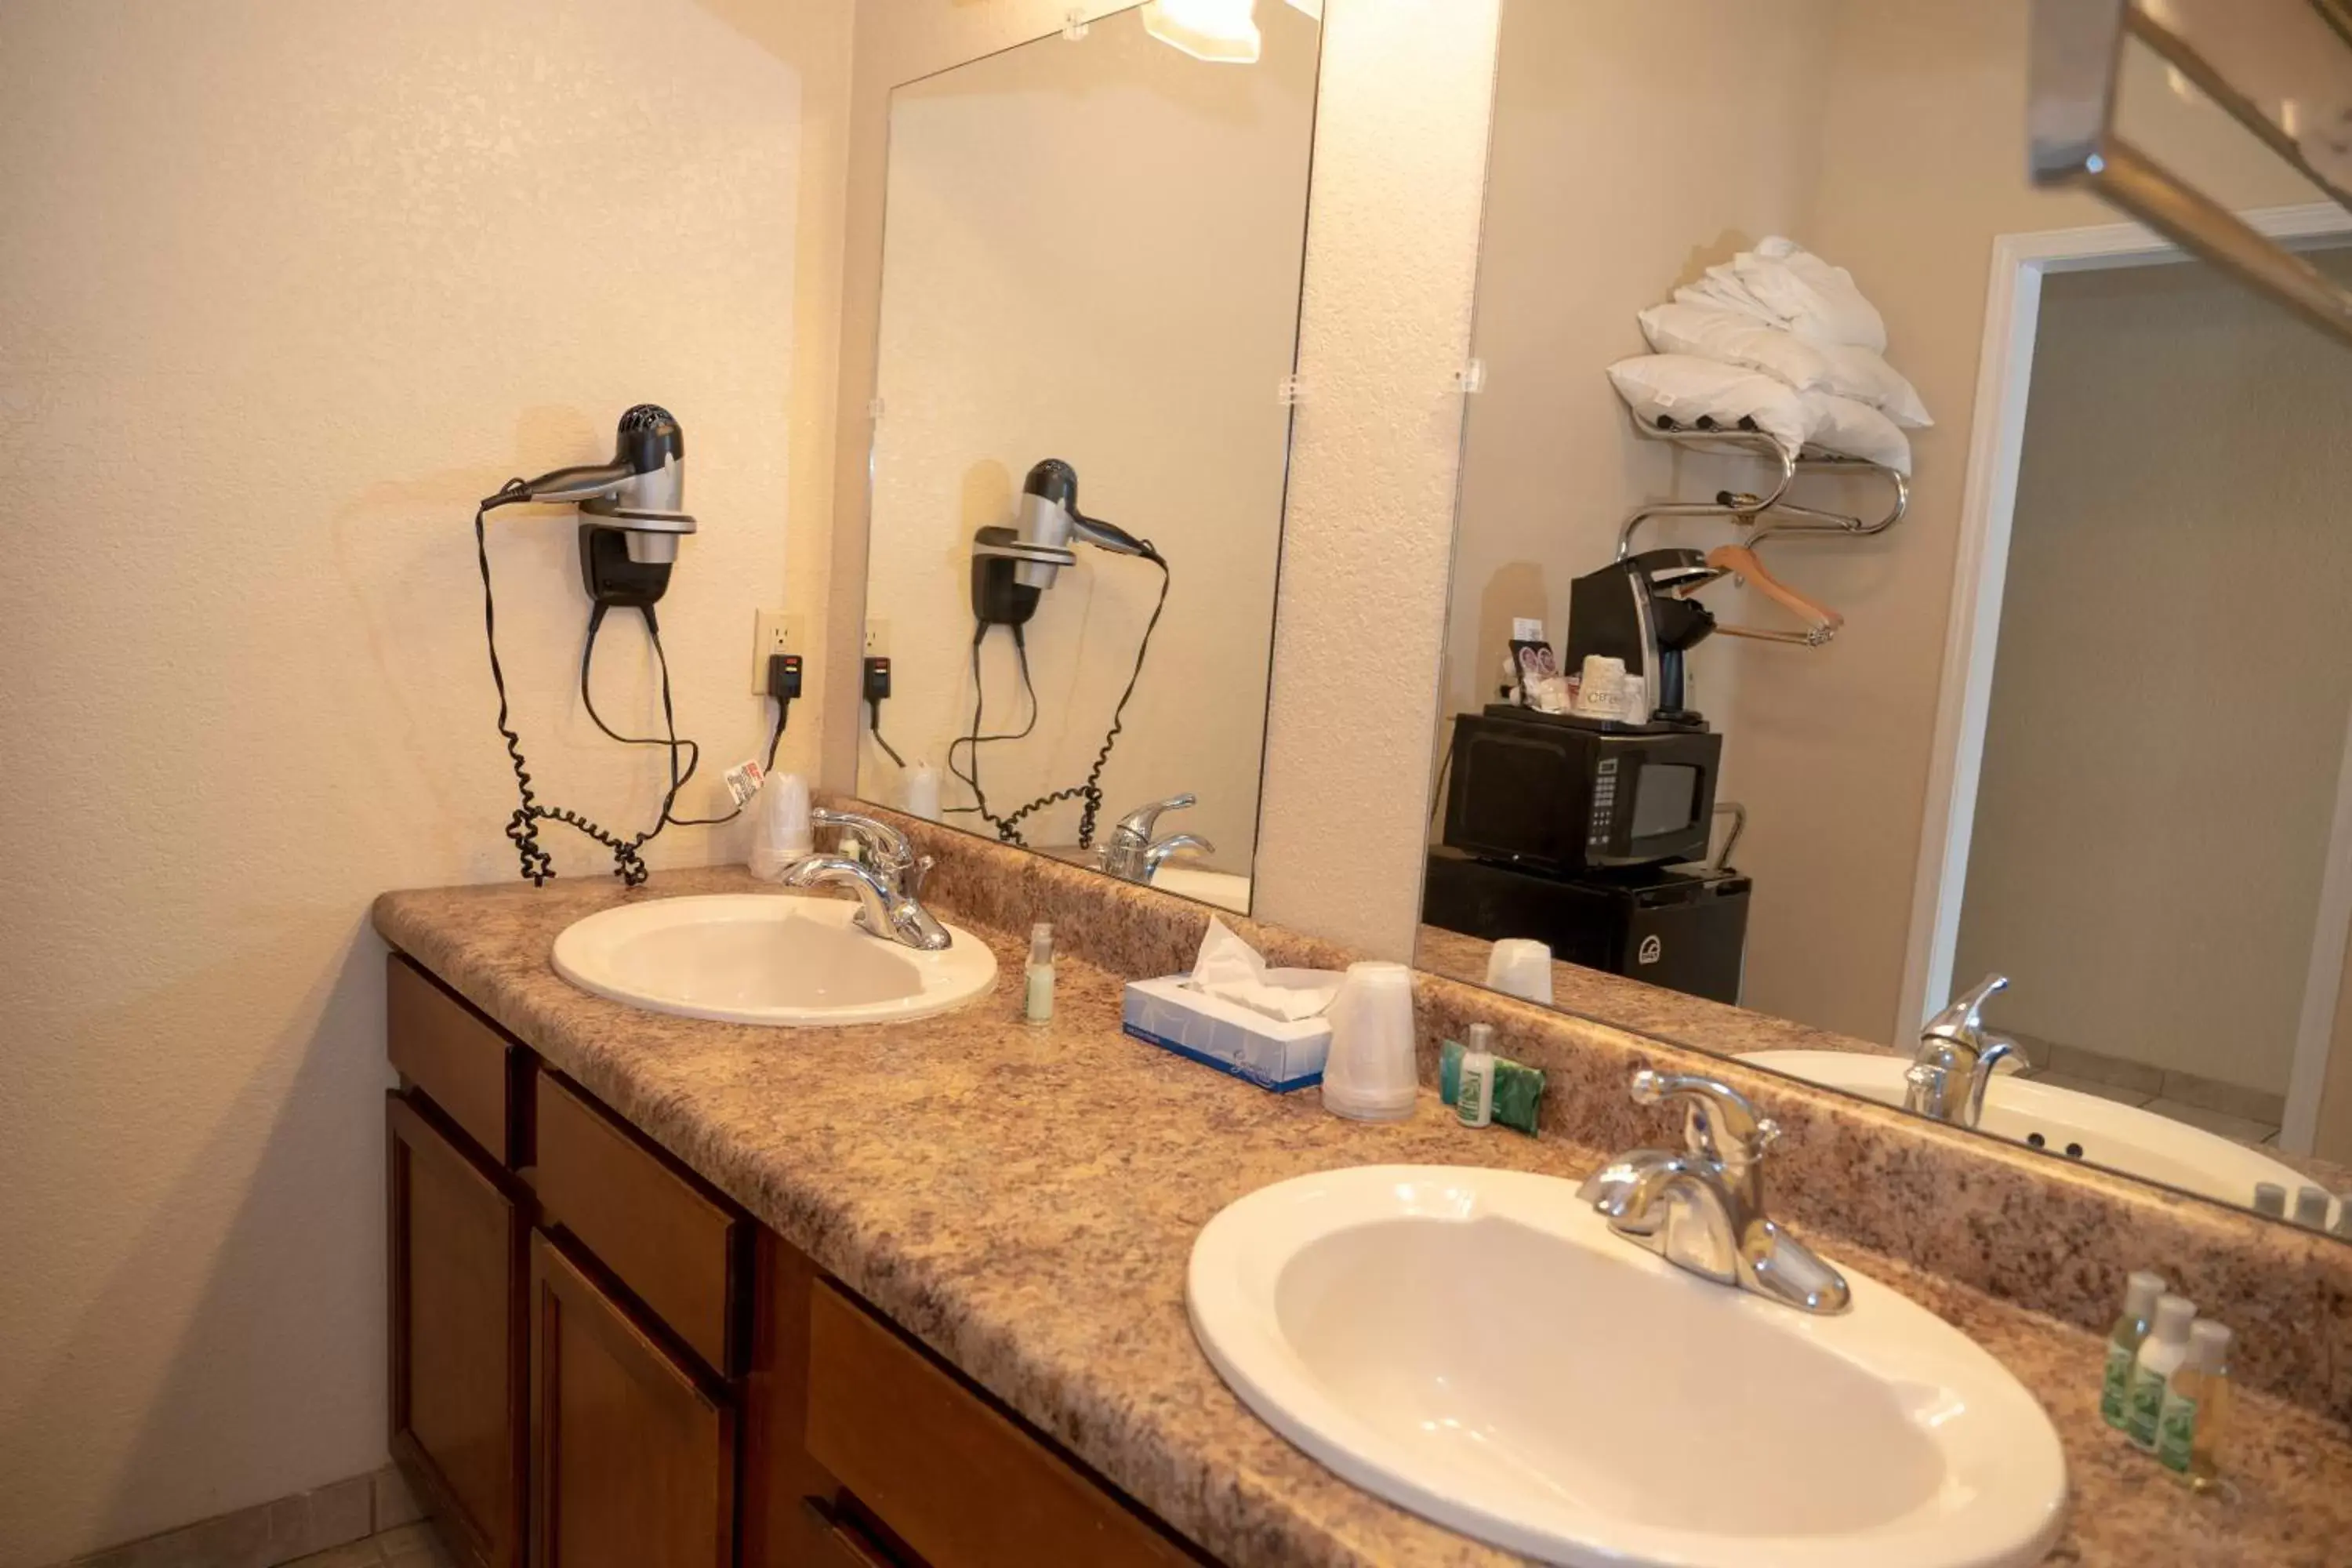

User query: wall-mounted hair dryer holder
[578,506,696,609]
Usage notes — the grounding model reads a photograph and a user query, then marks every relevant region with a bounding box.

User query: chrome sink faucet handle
[1907,973,2019,1128]
[811,808,933,899]
[1100,794,1216,884]
[1578,1069,1849,1315]
[782,855,952,952]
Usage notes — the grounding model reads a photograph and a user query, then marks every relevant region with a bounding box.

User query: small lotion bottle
[1457,1023,1498,1128]
[2125,1294,2197,1450]
[1023,922,1054,1027]
[2156,1319,2234,1486]
[2100,1271,2167,1431]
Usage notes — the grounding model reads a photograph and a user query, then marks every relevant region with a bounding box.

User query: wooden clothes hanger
[1679,542,1844,647]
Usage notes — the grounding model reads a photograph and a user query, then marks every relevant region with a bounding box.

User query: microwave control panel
[1589,757,1620,849]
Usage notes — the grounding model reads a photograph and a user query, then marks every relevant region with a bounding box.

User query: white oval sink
[1189,1166,2065,1568]
[1145,863,1252,916]
[1741,1049,2331,1223]
[552,894,997,1027]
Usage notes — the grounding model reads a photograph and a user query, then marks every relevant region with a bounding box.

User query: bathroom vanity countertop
[376,869,2352,1568]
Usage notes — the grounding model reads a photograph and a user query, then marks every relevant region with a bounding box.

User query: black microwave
[1441,707,1721,874]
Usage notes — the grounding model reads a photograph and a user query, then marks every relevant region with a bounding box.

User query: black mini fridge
[1422,846,1751,1006]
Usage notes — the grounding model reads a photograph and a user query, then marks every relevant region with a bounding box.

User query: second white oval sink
[1740,1048,2330,1224]
[552,894,998,1027]
[1189,1166,2066,1568]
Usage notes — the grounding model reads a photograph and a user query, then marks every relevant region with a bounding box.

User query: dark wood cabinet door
[529,1231,736,1568]
[388,1092,528,1568]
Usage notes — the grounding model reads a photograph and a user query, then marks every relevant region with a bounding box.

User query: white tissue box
[1121,975,1330,1093]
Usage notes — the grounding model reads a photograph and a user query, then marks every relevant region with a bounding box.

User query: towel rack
[1614,413,1910,559]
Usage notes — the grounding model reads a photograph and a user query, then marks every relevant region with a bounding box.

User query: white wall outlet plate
[752,611,804,694]
[864,619,891,659]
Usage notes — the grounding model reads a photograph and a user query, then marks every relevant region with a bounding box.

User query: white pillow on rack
[1675,266,1784,327]
[1606,354,1818,457]
[1817,341,1933,428]
[1734,237,1888,352]
[1637,302,1835,393]
[1802,390,1912,474]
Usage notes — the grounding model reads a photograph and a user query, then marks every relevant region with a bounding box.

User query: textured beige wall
[1246,0,1502,953]
[860,6,1317,865]
[1954,256,2352,1094]
[0,1,852,1561]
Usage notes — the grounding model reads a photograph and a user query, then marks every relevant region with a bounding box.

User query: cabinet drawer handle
[802,1497,900,1568]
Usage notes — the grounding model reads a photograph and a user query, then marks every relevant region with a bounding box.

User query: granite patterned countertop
[376,867,2352,1568]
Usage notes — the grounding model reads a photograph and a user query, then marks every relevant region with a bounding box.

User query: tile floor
[2011,1035,2286,1147]
[285,1524,452,1568]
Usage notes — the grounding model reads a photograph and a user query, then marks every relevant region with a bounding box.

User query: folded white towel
[1607,354,1817,458]
[1735,237,1887,352]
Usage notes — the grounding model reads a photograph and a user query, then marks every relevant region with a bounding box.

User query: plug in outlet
[751,611,805,694]
[864,619,891,659]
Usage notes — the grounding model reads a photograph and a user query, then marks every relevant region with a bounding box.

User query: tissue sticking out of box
[1192,918,1343,1022]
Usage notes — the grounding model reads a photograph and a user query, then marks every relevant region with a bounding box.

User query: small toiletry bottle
[2156,1319,2233,1486]
[2125,1294,2197,1450]
[2253,1182,2287,1219]
[1024,922,1054,1027]
[1457,1023,1498,1128]
[2100,1271,2167,1431]
[2294,1185,2331,1229]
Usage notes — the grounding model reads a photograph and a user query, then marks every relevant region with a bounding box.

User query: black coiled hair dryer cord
[474,484,731,886]
[962,546,1170,849]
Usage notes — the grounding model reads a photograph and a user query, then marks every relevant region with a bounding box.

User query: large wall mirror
[1417,0,2352,1238]
[857,2,1322,916]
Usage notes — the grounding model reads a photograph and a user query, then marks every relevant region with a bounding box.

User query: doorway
[1900,205,2352,1157]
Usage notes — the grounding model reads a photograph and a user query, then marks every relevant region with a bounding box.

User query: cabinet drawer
[530,1073,747,1375]
[805,1283,1199,1568]
[388,954,529,1165]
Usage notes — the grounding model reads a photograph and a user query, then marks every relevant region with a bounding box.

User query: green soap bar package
[1439,1038,1546,1135]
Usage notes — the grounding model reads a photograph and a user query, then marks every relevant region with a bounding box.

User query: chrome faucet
[782,809,950,951]
[1578,1069,1850,1315]
[1905,973,2020,1128]
[1098,794,1215,885]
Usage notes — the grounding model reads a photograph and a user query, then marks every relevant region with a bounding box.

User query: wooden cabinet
[387,949,1213,1568]
[388,954,532,1165]
[529,1232,737,1568]
[532,1073,750,1376]
[804,1284,1198,1568]
[387,1092,528,1568]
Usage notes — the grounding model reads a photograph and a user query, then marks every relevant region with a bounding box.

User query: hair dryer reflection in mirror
[971,458,1152,626]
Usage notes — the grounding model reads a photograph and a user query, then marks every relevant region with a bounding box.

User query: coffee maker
[1563,547,1721,728]
[1428,547,1751,1004]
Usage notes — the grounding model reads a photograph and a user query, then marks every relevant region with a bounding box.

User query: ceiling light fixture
[1142,0,1262,64]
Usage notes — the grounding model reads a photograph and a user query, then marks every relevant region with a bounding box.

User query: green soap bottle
[2125,1294,2197,1451]
[2099,1271,2166,1431]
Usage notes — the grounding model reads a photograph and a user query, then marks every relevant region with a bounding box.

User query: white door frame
[1895,201,2352,1155]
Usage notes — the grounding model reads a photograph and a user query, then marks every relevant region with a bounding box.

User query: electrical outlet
[752,611,804,694]
[864,619,891,659]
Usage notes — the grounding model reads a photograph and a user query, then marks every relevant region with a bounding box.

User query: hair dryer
[498,405,698,608]
[971,459,1149,626]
